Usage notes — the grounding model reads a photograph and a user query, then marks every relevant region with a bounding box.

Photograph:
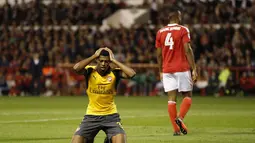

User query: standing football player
[155,10,197,136]
[71,47,136,143]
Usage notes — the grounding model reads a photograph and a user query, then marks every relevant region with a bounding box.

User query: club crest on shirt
[107,76,112,82]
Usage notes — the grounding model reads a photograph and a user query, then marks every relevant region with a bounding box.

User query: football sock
[179,97,192,120]
[168,101,179,132]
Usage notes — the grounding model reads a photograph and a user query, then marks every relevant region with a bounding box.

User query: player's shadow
[0,137,70,142]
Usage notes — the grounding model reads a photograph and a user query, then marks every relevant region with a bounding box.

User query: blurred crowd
[148,0,255,25]
[2,0,255,25]
[0,0,255,96]
[0,0,127,25]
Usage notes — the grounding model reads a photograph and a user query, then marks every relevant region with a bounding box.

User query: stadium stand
[0,0,255,96]
[0,0,127,25]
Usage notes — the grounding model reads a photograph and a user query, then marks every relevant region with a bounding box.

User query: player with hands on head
[71,47,136,143]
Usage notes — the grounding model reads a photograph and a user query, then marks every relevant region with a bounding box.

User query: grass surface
[0,95,255,143]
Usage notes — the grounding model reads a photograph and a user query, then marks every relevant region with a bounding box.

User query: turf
[0,95,255,143]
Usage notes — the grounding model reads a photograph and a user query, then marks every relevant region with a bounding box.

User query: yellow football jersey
[84,66,121,115]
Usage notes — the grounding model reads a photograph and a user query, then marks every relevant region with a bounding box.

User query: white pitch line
[1,110,254,124]
[0,112,77,116]
[1,110,254,116]
[0,117,82,124]
[0,111,89,116]
[0,115,167,124]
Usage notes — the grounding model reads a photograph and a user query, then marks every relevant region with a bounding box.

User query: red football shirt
[156,23,191,73]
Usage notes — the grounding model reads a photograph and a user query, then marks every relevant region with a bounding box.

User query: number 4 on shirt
[164,33,174,49]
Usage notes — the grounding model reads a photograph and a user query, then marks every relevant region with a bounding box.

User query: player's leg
[102,113,127,143]
[179,91,192,120]
[167,90,180,135]
[162,73,180,135]
[175,91,191,135]
[103,134,126,143]
[111,134,126,143]
[176,71,193,135]
[71,135,96,143]
[71,135,89,143]
[71,115,101,143]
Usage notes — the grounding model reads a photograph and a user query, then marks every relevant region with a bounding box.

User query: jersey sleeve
[112,68,122,79]
[84,66,94,78]
[83,66,94,89]
[112,68,122,89]
[155,30,161,48]
[182,27,191,44]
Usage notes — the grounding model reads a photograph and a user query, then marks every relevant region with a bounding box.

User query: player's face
[97,55,111,71]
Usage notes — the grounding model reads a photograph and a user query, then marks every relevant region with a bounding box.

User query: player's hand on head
[104,47,112,53]
[94,48,105,57]
[104,47,115,61]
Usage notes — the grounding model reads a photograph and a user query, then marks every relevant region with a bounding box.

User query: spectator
[30,53,43,95]
[0,70,9,96]
[239,71,255,95]
[216,64,231,96]
[150,0,159,24]
[207,70,219,95]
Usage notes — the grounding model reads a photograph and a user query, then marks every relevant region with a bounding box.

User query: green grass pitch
[0,95,255,143]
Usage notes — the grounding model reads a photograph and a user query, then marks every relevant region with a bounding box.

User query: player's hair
[168,9,180,21]
[100,49,110,56]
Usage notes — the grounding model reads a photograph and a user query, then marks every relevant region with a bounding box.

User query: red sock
[179,97,192,120]
[168,101,179,132]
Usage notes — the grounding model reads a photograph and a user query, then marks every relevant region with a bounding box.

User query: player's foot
[173,131,181,136]
[175,118,188,135]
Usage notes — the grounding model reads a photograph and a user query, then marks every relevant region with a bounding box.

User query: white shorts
[162,71,193,92]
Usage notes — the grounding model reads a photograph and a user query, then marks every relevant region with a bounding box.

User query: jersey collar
[167,23,178,26]
[96,66,111,76]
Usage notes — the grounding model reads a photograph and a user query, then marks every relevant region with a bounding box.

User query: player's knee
[167,92,177,101]
[182,91,192,97]
[71,135,84,143]
[110,133,126,143]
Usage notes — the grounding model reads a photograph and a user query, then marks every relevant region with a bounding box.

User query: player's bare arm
[157,48,163,80]
[184,42,197,81]
[105,47,136,78]
[73,48,105,75]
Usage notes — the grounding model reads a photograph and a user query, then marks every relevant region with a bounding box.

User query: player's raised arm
[184,42,197,81]
[73,48,105,75]
[104,47,136,78]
